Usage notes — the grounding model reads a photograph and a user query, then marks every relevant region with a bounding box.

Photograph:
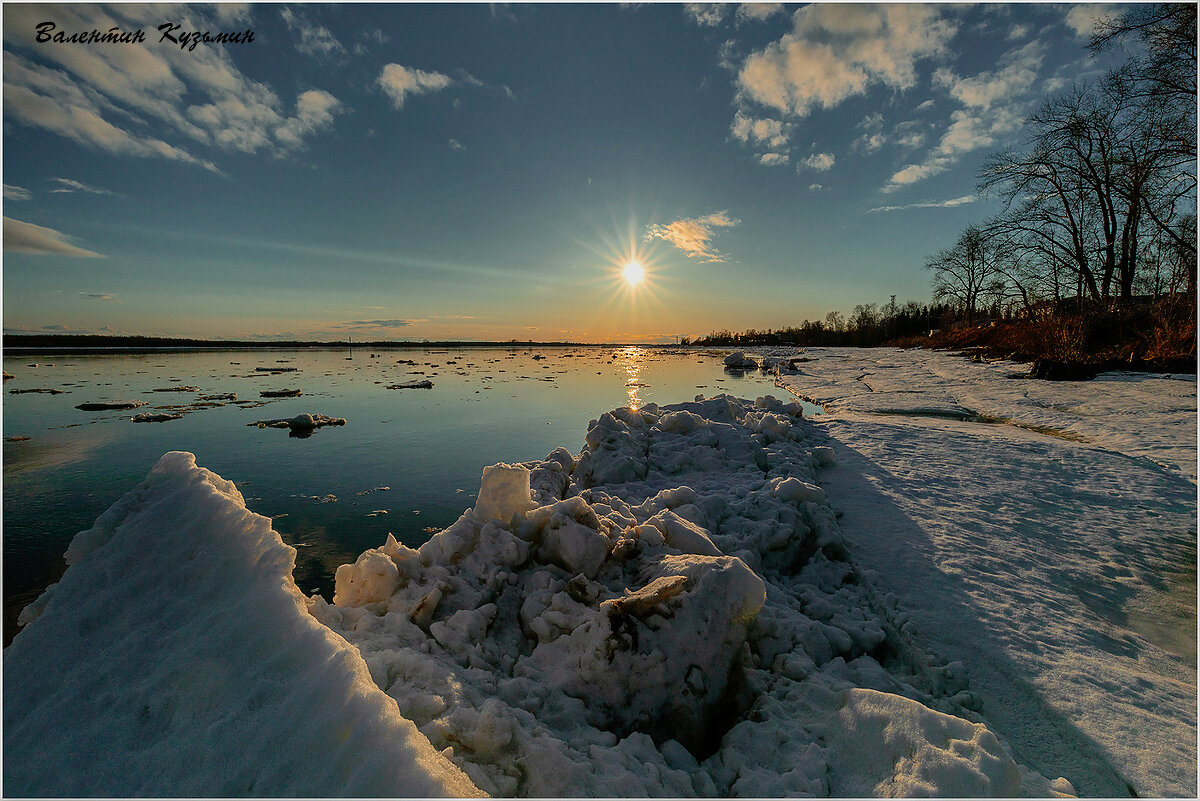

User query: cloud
[378,64,454,109]
[2,5,341,168]
[868,195,977,212]
[49,178,118,196]
[1007,23,1029,40]
[799,152,835,171]
[736,5,956,118]
[4,217,104,257]
[329,319,419,330]
[644,211,740,262]
[730,111,792,163]
[279,7,345,58]
[882,40,1045,192]
[730,112,791,148]
[685,3,730,27]
[449,138,466,151]
[737,4,785,23]
[1064,4,1121,39]
[852,112,887,154]
[274,90,344,149]
[79,291,118,301]
[4,184,32,201]
[808,183,825,191]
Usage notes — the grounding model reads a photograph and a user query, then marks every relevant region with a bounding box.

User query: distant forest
[693,5,1196,369]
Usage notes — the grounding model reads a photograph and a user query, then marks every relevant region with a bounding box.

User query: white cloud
[883,39,1045,192]
[808,183,825,191]
[799,152,835,171]
[1,5,341,168]
[274,90,344,149]
[1007,23,1029,40]
[737,3,785,23]
[852,112,887,154]
[48,178,118,196]
[868,195,977,212]
[736,4,956,118]
[730,112,791,149]
[4,217,104,257]
[644,211,740,262]
[280,7,345,59]
[759,152,789,166]
[4,184,32,201]
[685,3,730,27]
[378,64,453,109]
[1065,4,1121,39]
[449,139,466,151]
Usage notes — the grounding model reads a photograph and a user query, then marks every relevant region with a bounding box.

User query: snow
[768,346,1196,797]
[7,345,1192,797]
[3,452,481,798]
[305,392,1069,797]
[773,346,1197,480]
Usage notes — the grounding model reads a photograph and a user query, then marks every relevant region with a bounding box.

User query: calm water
[3,346,803,645]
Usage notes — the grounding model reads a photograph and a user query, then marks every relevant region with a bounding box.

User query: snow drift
[3,452,481,798]
[5,395,1074,797]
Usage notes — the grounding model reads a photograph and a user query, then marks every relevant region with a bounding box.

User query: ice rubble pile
[4,394,1074,797]
[317,394,1073,797]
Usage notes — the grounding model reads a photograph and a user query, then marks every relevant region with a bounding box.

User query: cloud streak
[868,195,976,213]
[49,178,119,196]
[4,217,104,257]
[644,211,740,262]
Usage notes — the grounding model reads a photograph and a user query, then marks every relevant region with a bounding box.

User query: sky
[2,2,1129,343]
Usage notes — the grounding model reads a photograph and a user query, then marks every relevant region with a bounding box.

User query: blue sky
[3,3,1127,342]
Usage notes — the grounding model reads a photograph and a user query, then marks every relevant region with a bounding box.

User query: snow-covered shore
[768,347,1197,797]
[4,347,1194,797]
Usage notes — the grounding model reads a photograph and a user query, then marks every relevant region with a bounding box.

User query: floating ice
[131,412,183,423]
[722,351,757,369]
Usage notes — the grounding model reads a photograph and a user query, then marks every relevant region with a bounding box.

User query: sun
[623,260,645,286]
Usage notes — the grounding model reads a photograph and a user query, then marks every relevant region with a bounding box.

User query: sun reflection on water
[618,346,646,409]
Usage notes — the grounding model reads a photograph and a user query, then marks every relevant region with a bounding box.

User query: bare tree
[927,226,996,324]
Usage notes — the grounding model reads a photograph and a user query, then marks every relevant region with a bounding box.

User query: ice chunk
[812,445,836,465]
[473,463,533,523]
[771,475,826,505]
[334,548,401,606]
[723,351,757,368]
[822,688,1023,797]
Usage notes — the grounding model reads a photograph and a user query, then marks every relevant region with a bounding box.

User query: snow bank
[3,452,481,798]
[7,395,1074,797]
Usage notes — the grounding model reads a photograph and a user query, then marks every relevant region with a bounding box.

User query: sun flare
[623,260,645,286]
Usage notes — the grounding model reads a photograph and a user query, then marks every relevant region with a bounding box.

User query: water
[3,346,809,645]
